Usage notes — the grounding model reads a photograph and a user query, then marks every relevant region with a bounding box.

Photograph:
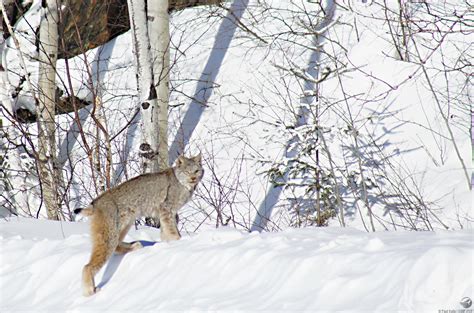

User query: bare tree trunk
[93,96,106,192]
[37,0,60,220]
[129,0,171,228]
[127,0,162,174]
[148,0,170,169]
[0,52,28,216]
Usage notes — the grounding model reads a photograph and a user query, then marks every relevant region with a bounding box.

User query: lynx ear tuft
[177,155,185,166]
[194,153,202,163]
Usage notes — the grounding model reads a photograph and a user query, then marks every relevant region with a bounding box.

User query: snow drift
[0,218,472,312]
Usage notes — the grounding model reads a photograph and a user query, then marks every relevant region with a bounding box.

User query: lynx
[75,154,203,296]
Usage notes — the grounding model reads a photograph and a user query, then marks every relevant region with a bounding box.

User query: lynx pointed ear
[177,155,185,166]
[194,153,202,164]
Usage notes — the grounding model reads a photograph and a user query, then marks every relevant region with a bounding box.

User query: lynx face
[175,154,204,188]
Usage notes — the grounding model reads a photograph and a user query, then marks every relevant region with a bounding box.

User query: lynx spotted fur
[75,154,203,296]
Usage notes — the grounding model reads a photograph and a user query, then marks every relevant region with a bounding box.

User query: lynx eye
[194,170,200,174]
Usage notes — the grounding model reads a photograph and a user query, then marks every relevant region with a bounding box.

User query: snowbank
[0,218,472,312]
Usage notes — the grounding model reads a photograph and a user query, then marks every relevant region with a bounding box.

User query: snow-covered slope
[0,218,472,312]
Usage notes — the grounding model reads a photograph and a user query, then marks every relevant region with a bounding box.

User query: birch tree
[127,0,169,174]
[37,0,61,220]
[0,53,28,217]
[148,0,170,169]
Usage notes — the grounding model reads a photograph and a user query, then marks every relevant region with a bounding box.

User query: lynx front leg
[158,208,180,241]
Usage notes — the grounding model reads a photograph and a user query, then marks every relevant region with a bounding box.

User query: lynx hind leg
[82,213,119,297]
[83,244,115,297]
[115,241,143,254]
[159,208,181,242]
[115,222,143,254]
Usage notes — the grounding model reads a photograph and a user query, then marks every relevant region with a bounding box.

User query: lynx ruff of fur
[75,154,203,297]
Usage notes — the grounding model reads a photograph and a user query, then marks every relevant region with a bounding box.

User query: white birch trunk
[128,0,162,174]
[37,0,60,220]
[148,0,170,169]
[0,53,29,216]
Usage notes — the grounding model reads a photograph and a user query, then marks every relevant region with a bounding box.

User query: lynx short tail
[74,207,93,216]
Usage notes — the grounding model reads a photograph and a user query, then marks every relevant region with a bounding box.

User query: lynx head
[175,154,204,190]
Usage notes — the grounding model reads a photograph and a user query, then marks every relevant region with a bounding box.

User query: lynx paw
[131,241,143,251]
[83,286,100,297]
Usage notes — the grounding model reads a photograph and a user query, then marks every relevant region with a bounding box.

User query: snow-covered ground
[0,218,472,312]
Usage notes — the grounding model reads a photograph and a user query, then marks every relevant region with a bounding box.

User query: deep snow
[0,218,472,312]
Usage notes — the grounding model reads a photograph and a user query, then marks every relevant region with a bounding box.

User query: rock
[14,88,91,124]
[3,0,223,59]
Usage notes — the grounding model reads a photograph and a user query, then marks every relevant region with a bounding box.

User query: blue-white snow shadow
[113,0,250,183]
[58,37,117,167]
[97,240,157,289]
[169,0,249,164]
